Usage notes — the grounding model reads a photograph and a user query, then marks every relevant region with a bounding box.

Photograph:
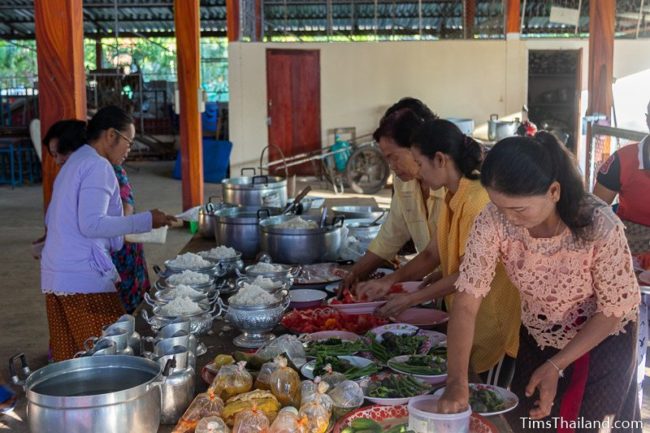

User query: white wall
[228,38,650,171]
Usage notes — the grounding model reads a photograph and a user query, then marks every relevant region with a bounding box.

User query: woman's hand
[376,294,415,318]
[340,272,358,292]
[355,278,394,301]
[437,381,470,414]
[151,209,178,228]
[525,361,560,420]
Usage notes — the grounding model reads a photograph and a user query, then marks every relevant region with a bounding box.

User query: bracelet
[546,359,564,378]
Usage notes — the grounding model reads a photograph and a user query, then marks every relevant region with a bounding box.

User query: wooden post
[227,0,240,42]
[34,0,87,210]
[255,0,263,41]
[95,38,103,70]
[586,0,615,185]
[174,0,204,210]
[506,0,521,35]
[464,0,475,39]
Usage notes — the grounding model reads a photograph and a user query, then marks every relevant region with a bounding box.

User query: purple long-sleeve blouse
[41,145,152,294]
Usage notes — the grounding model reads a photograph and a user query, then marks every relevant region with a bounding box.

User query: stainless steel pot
[198,198,235,239]
[113,314,142,356]
[488,114,520,141]
[222,168,288,208]
[331,206,388,223]
[214,207,282,259]
[258,215,345,264]
[10,354,171,433]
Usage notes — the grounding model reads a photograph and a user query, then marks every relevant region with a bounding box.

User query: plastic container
[408,395,471,433]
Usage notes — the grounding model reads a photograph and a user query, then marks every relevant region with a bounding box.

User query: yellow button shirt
[368,177,445,261]
[438,177,521,373]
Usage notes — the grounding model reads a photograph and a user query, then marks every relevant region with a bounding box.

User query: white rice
[275,216,318,229]
[167,270,211,286]
[167,252,212,270]
[198,245,238,260]
[251,276,283,290]
[249,262,284,273]
[160,296,203,316]
[229,283,278,306]
[168,284,202,298]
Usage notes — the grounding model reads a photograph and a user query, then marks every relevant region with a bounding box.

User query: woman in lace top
[438,132,641,432]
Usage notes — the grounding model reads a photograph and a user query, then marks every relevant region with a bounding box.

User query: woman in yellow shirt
[357,119,521,386]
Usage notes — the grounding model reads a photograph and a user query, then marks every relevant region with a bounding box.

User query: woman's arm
[377,271,458,317]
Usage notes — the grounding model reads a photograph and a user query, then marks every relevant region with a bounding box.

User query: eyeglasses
[113,129,134,148]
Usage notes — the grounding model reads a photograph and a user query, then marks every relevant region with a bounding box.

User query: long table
[147,229,515,433]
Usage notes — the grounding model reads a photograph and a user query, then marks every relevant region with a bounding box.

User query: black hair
[86,105,134,142]
[481,131,603,240]
[411,119,483,180]
[372,97,439,148]
[42,119,87,156]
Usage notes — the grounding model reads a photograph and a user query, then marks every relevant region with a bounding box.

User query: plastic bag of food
[195,416,230,433]
[300,379,333,411]
[210,361,253,400]
[256,335,306,368]
[320,364,346,389]
[269,356,301,407]
[269,407,307,433]
[231,407,270,433]
[222,390,281,426]
[298,400,330,433]
[255,358,280,391]
[172,391,225,433]
[328,380,364,409]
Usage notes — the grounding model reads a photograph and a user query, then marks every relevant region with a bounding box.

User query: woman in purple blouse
[40,106,176,361]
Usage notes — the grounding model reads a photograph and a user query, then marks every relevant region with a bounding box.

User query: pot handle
[144,292,162,308]
[252,175,269,185]
[332,215,345,228]
[213,262,227,278]
[83,336,99,351]
[240,167,256,177]
[141,309,154,326]
[153,264,164,277]
[210,301,223,320]
[257,208,271,221]
[490,113,499,121]
[9,353,30,386]
[142,336,157,355]
[281,291,291,311]
[216,297,228,315]
[289,265,302,277]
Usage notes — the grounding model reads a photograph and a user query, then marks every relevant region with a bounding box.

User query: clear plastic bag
[210,361,253,400]
[195,416,230,433]
[172,391,225,433]
[269,407,307,433]
[255,359,280,391]
[256,335,307,368]
[298,400,331,433]
[231,408,270,433]
[269,356,301,407]
[320,364,346,389]
[300,379,333,411]
[328,380,364,409]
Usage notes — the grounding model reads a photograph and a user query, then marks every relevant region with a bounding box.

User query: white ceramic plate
[433,383,519,416]
[369,324,447,356]
[300,355,373,380]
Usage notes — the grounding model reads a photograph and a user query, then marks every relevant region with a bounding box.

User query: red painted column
[227,0,240,42]
[174,0,204,210]
[506,0,521,35]
[34,0,87,209]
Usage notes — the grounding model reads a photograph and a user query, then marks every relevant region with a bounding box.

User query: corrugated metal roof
[0,0,647,40]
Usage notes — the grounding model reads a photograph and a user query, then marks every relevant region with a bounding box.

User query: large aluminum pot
[198,198,236,239]
[222,168,288,208]
[9,354,170,433]
[488,114,520,141]
[214,207,282,259]
[331,206,388,223]
[258,215,345,264]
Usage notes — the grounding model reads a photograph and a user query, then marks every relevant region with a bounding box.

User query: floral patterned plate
[331,404,497,433]
[369,323,447,354]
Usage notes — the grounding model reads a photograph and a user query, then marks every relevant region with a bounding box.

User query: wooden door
[266,49,321,176]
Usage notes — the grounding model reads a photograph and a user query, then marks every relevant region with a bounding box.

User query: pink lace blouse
[456,203,640,349]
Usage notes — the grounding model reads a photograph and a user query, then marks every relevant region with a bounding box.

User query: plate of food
[323,268,396,294]
[390,307,449,328]
[281,307,389,334]
[367,324,447,363]
[360,372,433,406]
[300,355,378,380]
[331,405,497,433]
[387,349,448,384]
[433,383,519,416]
[302,331,366,357]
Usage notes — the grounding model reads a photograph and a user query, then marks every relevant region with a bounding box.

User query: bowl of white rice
[235,275,291,293]
[153,284,214,304]
[197,246,242,262]
[153,296,211,318]
[244,262,295,279]
[165,252,217,274]
[158,270,215,293]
